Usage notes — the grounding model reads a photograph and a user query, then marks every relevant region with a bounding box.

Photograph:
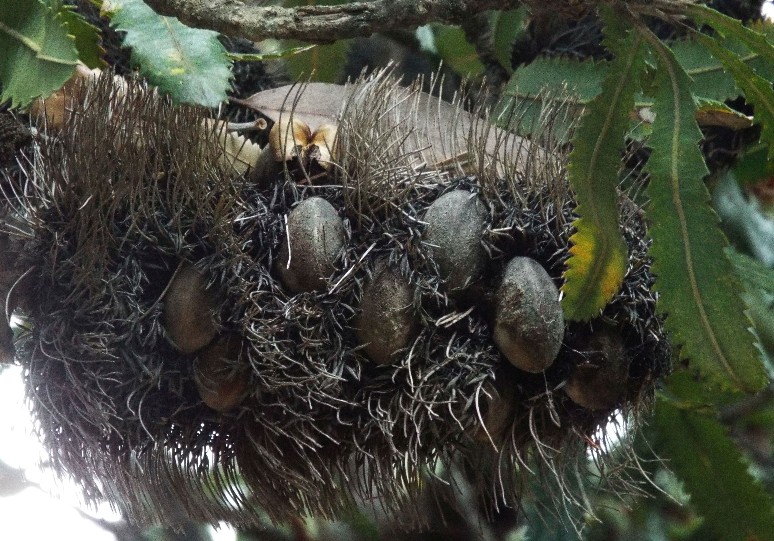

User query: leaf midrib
[660,50,740,388]
[0,20,76,65]
[569,38,639,309]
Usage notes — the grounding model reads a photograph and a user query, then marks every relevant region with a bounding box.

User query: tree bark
[141,0,523,44]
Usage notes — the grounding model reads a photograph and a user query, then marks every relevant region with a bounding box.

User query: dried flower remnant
[4,70,668,528]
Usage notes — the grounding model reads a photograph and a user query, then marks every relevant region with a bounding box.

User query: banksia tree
[1,0,774,539]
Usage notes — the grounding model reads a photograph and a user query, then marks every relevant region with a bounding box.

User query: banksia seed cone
[4,70,669,528]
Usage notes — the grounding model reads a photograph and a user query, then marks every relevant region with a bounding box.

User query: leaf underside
[0,0,77,108]
[106,0,231,107]
[642,34,767,393]
[561,8,643,321]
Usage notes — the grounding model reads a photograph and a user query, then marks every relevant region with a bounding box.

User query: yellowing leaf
[562,8,643,320]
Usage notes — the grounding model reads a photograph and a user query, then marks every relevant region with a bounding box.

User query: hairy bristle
[6,69,669,529]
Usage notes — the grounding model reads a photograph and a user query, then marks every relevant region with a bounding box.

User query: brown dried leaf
[234,72,535,176]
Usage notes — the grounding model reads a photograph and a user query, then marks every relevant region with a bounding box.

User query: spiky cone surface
[8,72,669,528]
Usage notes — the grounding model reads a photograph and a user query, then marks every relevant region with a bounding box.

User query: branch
[142,0,524,44]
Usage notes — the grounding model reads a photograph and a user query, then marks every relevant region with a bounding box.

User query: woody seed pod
[564,327,631,411]
[423,189,487,292]
[470,379,516,446]
[194,333,249,412]
[162,263,219,354]
[14,69,669,527]
[356,263,417,365]
[493,257,564,373]
[276,197,346,293]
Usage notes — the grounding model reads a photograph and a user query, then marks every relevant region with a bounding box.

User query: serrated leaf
[692,32,774,163]
[0,0,77,108]
[732,144,772,185]
[687,4,774,69]
[714,170,774,268]
[653,394,774,541]
[503,56,608,104]
[432,24,484,78]
[670,39,739,101]
[561,8,643,320]
[498,56,607,140]
[489,7,528,74]
[104,0,231,106]
[642,34,767,393]
[59,5,105,69]
[669,35,774,103]
[727,248,774,294]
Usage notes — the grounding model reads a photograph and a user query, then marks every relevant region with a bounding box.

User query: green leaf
[686,4,774,69]
[653,394,774,541]
[561,8,644,320]
[727,248,774,294]
[728,249,774,358]
[713,171,774,268]
[227,44,316,63]
[692,32,774,164]
[432,24,485,78]
[497,56,607,139]
[641,31,767,393]
[0,0,77,108]
[104,0,231,107]
[670,38,738,101]
[503,55,608,105]
[283,39,351,83]
[59,4,105,69]
[281,0,350,83]
[732,144,772,184]
[489,7,528,74]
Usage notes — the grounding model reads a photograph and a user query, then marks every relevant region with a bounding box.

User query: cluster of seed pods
[10,75,659,526]
[160,116,629,419]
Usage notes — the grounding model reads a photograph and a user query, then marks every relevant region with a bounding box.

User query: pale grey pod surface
[423,189,487,292]
[493,257,564,373]
[163,263,219,354]
[276,197,346,293]
[356,263,417,365]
